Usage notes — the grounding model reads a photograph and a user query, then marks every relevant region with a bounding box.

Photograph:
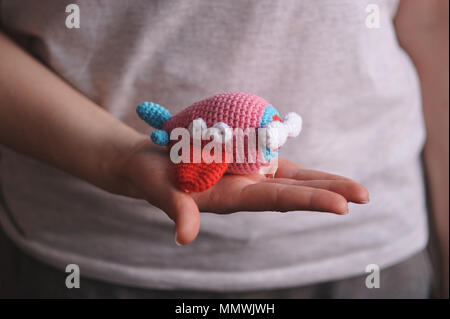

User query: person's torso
[0,0,428,291]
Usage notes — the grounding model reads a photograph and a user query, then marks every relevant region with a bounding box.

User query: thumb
[162,191,201,246]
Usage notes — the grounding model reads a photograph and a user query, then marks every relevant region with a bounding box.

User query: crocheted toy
[137,92,302,192]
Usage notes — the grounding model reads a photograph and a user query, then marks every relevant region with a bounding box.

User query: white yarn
[284,112,302,137]
[265,120,289,150]
[263,112,303,150]
[188,114,302,149]
[212,122,233,142]
[189,119,232,143]
[188,118,207,138]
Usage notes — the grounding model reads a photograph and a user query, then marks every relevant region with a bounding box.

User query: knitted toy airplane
[137,92,302,192]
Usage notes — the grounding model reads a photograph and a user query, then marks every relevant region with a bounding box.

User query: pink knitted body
[163,92,270,174]
[137,92,303,191]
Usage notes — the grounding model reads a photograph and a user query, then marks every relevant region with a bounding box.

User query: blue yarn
[259,105,280,127]
[151,129,169,146]
[136,102,171,129]
[259,105,281,162]
[263,147,280,162]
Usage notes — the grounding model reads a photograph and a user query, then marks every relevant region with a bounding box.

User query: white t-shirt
[0,0,428,291]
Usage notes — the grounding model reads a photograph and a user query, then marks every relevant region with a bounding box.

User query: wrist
[95,127,149,195]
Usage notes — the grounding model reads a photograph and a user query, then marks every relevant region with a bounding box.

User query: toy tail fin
[136,102,171,129]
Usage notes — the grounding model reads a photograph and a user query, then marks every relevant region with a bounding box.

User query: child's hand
[110,138,369,245]
[0,32,368,246]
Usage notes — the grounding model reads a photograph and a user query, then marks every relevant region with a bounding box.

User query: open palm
[113,140,369,245]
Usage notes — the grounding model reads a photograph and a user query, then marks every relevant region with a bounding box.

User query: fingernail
[174,232,182,246]
[360,197,370,204]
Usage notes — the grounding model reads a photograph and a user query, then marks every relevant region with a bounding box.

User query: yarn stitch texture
[136,92,301,192]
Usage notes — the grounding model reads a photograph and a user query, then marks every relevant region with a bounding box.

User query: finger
[276,158,354,182]
[159,191,201,246]
[264,178,370,204]
[237,183,349,214]
[133,170,201,245]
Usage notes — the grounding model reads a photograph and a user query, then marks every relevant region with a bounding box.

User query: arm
[0,32,145,193]
[395,0,449,298]
[0,31,369,245]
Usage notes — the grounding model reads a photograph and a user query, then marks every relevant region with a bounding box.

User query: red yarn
[174,145,229,193]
